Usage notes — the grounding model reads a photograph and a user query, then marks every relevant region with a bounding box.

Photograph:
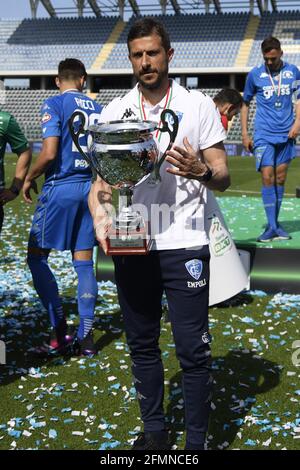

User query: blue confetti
[49,429,57,439]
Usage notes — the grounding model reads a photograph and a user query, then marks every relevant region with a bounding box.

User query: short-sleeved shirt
[41,89,102,185]
[243,62,300,143]
[100,80,227,250]
[0,111,29,188]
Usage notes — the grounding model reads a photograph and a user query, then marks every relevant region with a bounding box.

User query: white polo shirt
[100,80,226,250]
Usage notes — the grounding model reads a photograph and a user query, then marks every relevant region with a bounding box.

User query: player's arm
[0,147,32,206]
[12,147,32,191]
[241,101,253,152]
[88,174,113,255]
[165,94,229,191]
[23,137,59,203]
[166,137,230,192]
[288,67,300,139]
[241,71,256,152]
[288,100,300,139]
[0,115,33,206]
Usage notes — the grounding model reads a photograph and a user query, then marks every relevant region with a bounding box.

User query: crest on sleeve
[41,112,52,123]
[185,259,203,280]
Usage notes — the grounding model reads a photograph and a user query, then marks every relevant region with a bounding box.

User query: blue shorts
[28,180,96,251]
[254,139,295,171]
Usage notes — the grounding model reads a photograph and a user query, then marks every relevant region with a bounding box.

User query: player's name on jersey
[74,97,96,111]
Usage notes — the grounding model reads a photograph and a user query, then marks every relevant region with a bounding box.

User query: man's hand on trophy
[165,137,209,180]
[88,178,113,255]
[94,203,113,255]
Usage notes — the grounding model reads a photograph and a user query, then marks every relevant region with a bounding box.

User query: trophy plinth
[107,184,152,255]
[69,111,178,255]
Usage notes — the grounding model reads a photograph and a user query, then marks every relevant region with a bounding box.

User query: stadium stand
[1,12,300,72]
[1,10,300,143]
[102,13,250,69]
[248,11,300,66]
[0,17,119,71]
[1,89,58,139]
[227,98,256,142]
[0,88,239,141]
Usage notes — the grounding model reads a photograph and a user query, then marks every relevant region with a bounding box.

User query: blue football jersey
[243,62,300,143]
[41,90,102,184]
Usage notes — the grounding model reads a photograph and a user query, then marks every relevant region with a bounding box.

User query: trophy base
[107,226,152,255]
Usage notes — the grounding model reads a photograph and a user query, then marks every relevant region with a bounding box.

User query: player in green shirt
[0,110,32,233]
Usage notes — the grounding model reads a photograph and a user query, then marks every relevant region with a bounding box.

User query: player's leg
[27,185,71,352]
[273,139,295,239]
[27,246,72,354]
[275,162,289,219]
[161,247,211,450]
[71,181,98,356]
[72,249,98,356]
[113,253,169,450]
[255,143,278,242]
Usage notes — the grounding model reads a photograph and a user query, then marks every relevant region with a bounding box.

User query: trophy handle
[153,109,179,179]
[68,111,91,165]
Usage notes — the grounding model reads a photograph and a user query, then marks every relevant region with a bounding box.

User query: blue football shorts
[28,180,96,251]
[254,138,296,172]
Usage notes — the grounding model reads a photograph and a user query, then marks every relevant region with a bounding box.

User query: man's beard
[137,70,166,90]
[268,60,282,72]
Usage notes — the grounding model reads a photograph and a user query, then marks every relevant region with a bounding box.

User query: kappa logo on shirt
[121,108,136,119]
[41,112,52,123]
[260,72,269,78]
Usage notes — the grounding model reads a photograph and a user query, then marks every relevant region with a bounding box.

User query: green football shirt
[0,110,29,189]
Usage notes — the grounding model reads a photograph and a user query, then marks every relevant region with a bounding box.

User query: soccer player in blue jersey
[23,59,102,356]
[241,36,300,242]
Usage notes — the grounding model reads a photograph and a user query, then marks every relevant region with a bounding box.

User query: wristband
[10,184,20,196]
[197,167,213,182]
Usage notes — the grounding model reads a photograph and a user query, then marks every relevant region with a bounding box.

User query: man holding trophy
[77,18,229,450]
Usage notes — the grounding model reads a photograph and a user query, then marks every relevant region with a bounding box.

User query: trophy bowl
[87,120,158,187]
[69,110,178,255]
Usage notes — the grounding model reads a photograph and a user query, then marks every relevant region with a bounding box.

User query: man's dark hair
[127,17,171,52]
[58,58,87,81]
[261,36,281,53]
[213,88,243,108]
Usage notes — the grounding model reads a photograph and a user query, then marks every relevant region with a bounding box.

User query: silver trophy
[69,109,178,255]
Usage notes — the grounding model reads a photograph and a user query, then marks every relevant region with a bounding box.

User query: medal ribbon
[267,66,282,98]
[139,82,173,142]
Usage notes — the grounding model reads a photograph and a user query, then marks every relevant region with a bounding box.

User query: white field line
[225,189,295,196]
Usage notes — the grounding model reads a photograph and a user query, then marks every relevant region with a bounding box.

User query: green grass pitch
[0,155,300,450]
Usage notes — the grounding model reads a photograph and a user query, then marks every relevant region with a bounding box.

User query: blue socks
[276,185,284,220]
[261,185,278,230]
[27,255,64,328]
[73,260,98,340]
[261,185,285,229]
[28,256,98,340]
